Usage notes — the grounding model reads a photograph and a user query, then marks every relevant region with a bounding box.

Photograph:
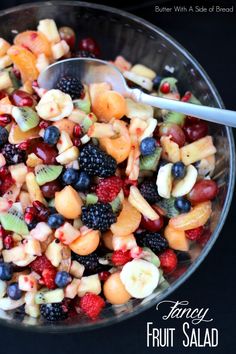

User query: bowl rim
[0,0,235,333]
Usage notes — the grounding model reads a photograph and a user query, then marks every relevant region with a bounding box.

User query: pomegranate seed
[0,114,12,127]
[25,206,36,215]
[0,166,9,178]
[160,82,170,94]
[73,124,82,137]
[11,90,35,107]
[73,138,81,147]
[0,225,7,238]
[24,212,34,223]
[99,271,110,282]
[181,91,192,102]
[39,120,51,129]
[3,235,14,249]
[32,201,50,221]
[18,141,30,150]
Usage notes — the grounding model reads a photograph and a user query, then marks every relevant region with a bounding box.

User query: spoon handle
[129,88,236,128]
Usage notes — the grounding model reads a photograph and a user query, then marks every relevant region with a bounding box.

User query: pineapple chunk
[65,279,80,299]
[0,55,12,70]
[78,274,101,297]
[36,53,50,73]
[0,38,11,56]
[0,71,12,90]
[37,19,60,43]
[56,146,79,165]
[160,136,180,163]
[180,136,216,165]
[2,245,25,263]
[88,122,116,138]
[30,222,52,242]
[123,71,153,91]
[26,172,47,205]
[51,40,70,60]
[9,163,28,184]
[19,191,31,211]
[57,131,73,154]
[68,108,86,124]
[126,98,154,120]
[26,153,43,167]
[45,240,63,267]
[130,64,156,80]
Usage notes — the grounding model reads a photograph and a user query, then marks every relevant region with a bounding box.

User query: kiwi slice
[110,195,122,213]
[73,91,91,114]
[86,193,98,205]
[140,147,162,172]
[35,165,63,186]
[0,205,28,235]
[35,289,64,304]
[12,106,39,132]
[8,68,21,89]
[164,111,186,126]
[156,197,179,218]
[188,93,201,105]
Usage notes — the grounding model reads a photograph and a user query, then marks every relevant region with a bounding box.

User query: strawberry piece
[185,226,204,241]
[111,250,132,266]
[30,255,54,274]
[96,176,123,203]
[159,249,178,274]
[42,267,57,289]
[79,293,105,320]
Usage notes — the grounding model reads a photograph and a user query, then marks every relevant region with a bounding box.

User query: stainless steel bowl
[0,1,234,332]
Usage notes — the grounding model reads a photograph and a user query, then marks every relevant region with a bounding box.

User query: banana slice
[36,89,73,121]
[120,259,160,299]
[172,164,197,197]
[156,163,173,199]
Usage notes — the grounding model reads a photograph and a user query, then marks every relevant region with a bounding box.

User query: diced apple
[112,234,137,251]
[70,260,85,279]
[56,146,79,164]
[9,163,28,184]
[0,38,11,56]
[57,131,73,154]
[30,222,52,242]
[24,238,41,256]
[51,40,70,60]
[18,274,37,292]
[78,274,101,297]
[0,55,12,70]
[55,222,80,245]
[45,239,63,267]
[65,278,80,299]
[2,245,25,263]
[25,303,40,318]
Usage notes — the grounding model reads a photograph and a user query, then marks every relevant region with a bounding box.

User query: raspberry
[79,293,105,319]
[111,250,132,266]
[96,176,123,203]
[159,249,178,274]
[185,226,204,241]
[42,267,57,289]
[122,178,138,197]
[30,255,54,274]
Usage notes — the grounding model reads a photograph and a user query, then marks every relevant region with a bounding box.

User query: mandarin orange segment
[14,31,52,58]
[99,120,131,163]
[164,224,189,251]
[0,96,13,115]
[169,201,212,231]
[92,90,127,122]
[111,199,141,236]
[8,124,40,144]
[8,45,39,83]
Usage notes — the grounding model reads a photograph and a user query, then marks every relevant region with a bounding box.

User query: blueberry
[74,171,91,191]
[43,126,60,145]
[171,162,186,179]
[0,127,8,147]
[0,262,13,281]
[140,137,157,156]
[55,271,71,288]
[27,221,37,230]
[48,213,65,228]
[7,282,22,300]
[152,75,163,90]
[62,168,79,185]
[174,197,191,213]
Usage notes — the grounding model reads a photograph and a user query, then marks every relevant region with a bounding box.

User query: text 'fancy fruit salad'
[0,19,218,322]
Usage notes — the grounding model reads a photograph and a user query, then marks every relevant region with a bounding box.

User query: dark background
[0,0,235,353]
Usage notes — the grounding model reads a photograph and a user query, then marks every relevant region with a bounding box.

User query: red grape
[59,26,76,50]
[140,205,164,232]
[183,121,208,142]
[188,180,218,204]
[41,180,62,199]
[28,141,58,164]
[11,90,35,107]
[78,37,100,56]
[159,123,186,147]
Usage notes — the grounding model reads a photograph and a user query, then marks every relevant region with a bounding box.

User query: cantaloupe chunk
[164,224,189,251]
[55,186,83,219]
[111,199,141,236]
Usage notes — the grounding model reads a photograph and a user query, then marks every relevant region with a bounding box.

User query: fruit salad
[0,19,218,323]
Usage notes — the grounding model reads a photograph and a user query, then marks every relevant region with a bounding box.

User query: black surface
[0,1,236,353]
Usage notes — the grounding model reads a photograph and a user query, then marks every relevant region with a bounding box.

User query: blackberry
[139,180,160,204]
[81,202,116,232]
[1,144,25,165]
[136,231,168,254]
[40,302,68,321]
[72,252,109,275]
[74,50,96,58]
[79,144,117,177]
[56,76,84,100]
[0,127,8,147]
